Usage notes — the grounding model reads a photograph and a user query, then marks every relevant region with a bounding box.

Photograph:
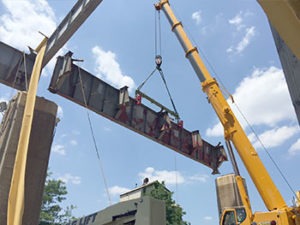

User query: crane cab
[221,207,247,225]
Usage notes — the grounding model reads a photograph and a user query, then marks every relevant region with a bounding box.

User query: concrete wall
[270,25,300,125]
[0,92,57,225]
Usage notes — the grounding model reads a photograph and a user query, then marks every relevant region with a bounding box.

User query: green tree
[149,181,190,225]
[39,172,75,225]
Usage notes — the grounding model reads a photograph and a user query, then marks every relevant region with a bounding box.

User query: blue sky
[1,0,300,224]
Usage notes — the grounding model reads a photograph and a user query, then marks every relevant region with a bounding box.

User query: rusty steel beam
[0,0,103,90]
[49,52,227,173]
[43,0,103,67]
[0,42,35,91]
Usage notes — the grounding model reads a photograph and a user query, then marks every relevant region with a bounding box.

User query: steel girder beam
[0,0,103,91]
[43,0,103,67]
[0,42,36,91]
[49,52,227,173]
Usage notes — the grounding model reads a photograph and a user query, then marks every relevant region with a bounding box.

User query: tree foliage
[39,172,75,225]
[149,181,190,225]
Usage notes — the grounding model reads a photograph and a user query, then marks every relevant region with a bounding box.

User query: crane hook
[155,55,162,70]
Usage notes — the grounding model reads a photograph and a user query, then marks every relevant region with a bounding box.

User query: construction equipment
[154,1,300,225]
[0,0,299,224]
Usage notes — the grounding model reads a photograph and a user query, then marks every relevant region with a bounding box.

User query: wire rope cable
[77,64,112,205]
[23,52,28,91]
[137,8,180,121]
[174,154,178,202]
[7,55,25,100]
[158,69,180,119]
[158,10,162,55]
[233,102,298,200]
[154,10,162,56]
[174,6,232,99]
[137,68,157,91]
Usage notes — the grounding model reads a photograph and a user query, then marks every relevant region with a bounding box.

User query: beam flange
[0,42,35,91]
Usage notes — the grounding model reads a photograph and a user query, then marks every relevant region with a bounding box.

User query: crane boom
[155,0,287,211]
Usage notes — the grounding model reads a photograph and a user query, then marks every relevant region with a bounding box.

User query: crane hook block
[155,55,162,70]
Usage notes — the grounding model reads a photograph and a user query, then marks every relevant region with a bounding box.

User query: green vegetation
[149,181,190,225]
[39,172,75,225]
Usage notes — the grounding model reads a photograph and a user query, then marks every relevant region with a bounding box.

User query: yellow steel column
[7,37,47,225]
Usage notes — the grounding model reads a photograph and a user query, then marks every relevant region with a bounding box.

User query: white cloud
[188,174,209,183]
[57,105,63,118]
[59,173,81,185]
[0,0,56,50]
[108,186,131,197]
[72,130,80,135]
[228,12,243,30]
[192,10,202,25]
[205,122,223,138]
[52,144,66,155]
[227,26,255,54]
[70,139,78,146]
[233,67,296,126]
[103,126,112,132]
[235,26,255,53]
[206,66,297,137]
[106,169,210,200]
[289,139,300,156]
[138,167,185,185]
[227,11,255,54]
[204,216,213,221]
[0,0,65,77]
[92,46,135,92]
[251,126,299,149]
[200,13,225,36]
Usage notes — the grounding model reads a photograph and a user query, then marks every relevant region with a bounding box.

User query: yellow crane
[155,0,300,225]
[4,0,299,224]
